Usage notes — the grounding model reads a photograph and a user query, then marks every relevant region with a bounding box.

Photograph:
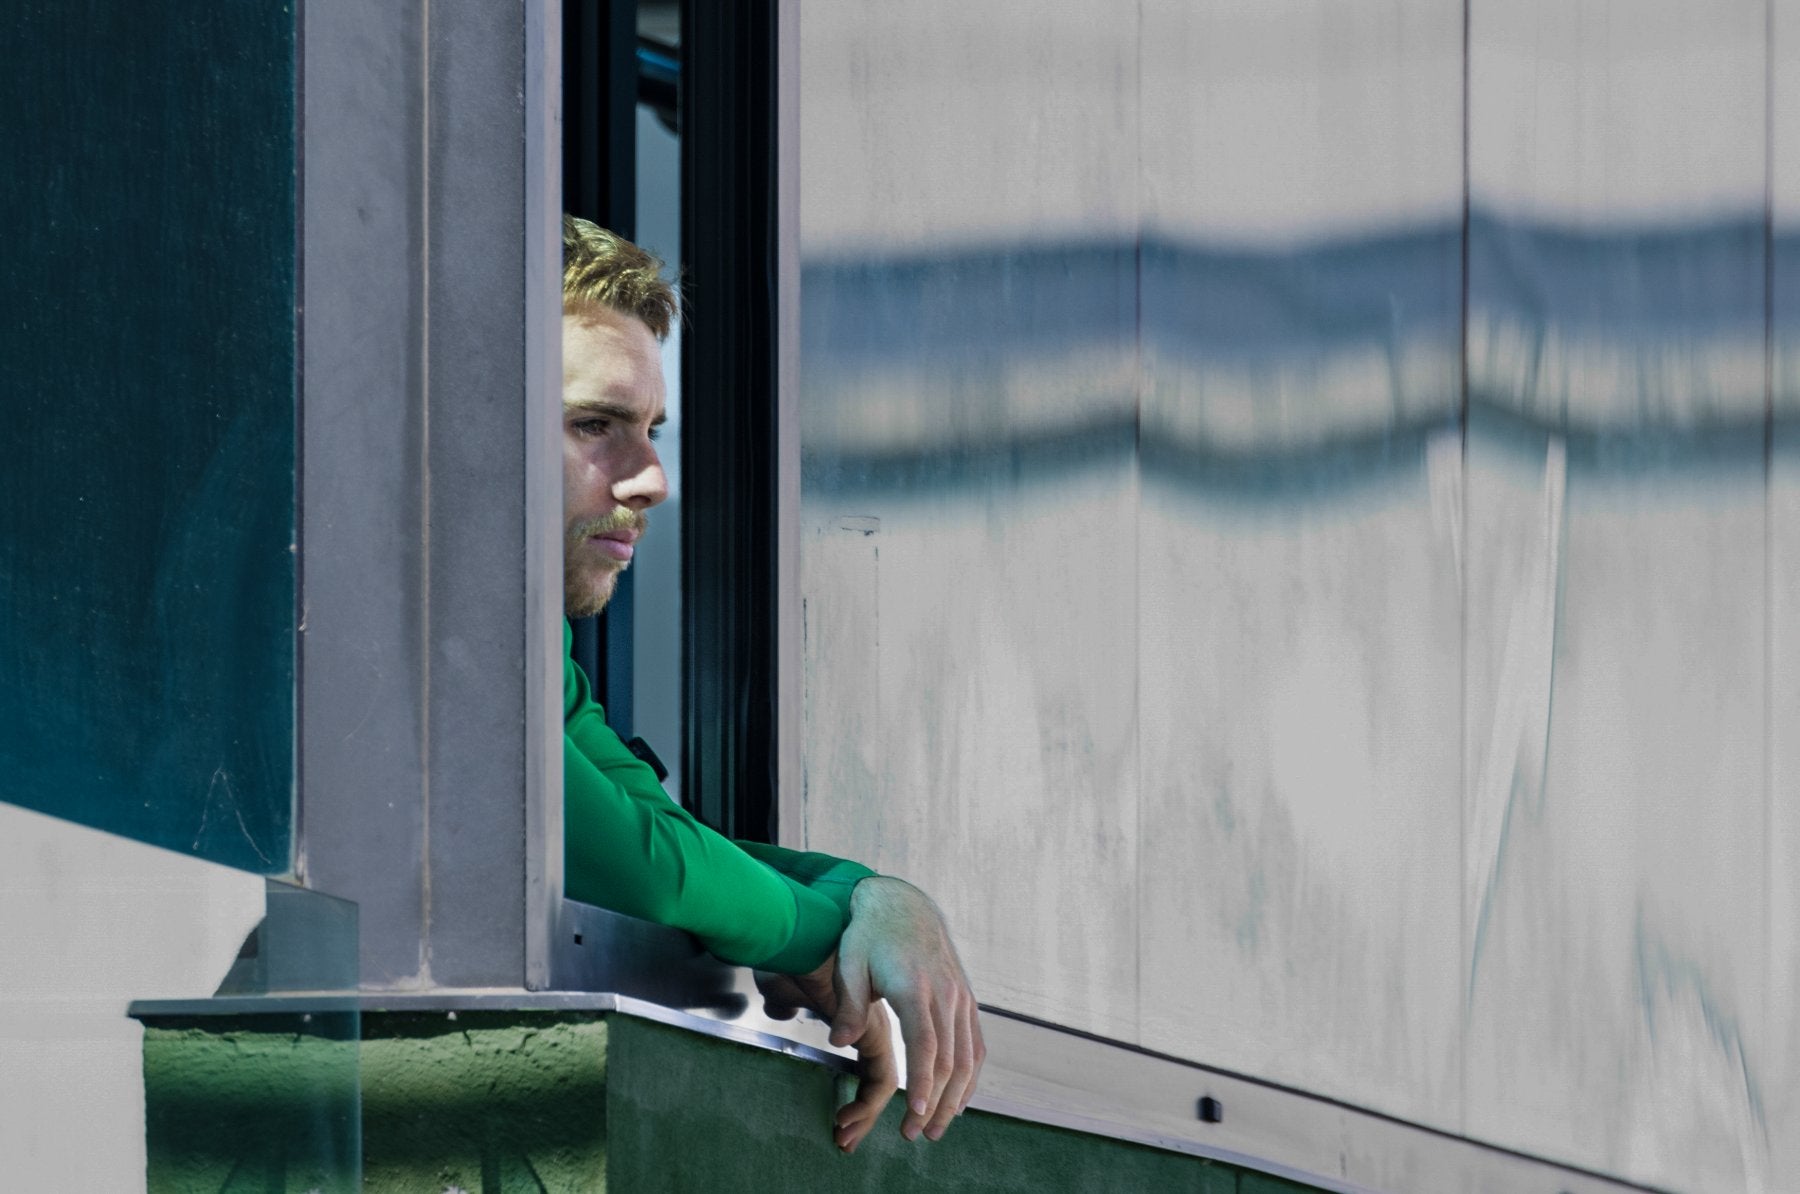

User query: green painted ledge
[142,1010,1323,1192]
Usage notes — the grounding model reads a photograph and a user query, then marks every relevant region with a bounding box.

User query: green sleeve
[562,622,849,973]
[731,841,876,924]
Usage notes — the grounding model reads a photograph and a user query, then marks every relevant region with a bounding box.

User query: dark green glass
[0,2,297,872]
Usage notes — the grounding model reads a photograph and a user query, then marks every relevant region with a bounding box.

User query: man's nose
[613,445,669,510]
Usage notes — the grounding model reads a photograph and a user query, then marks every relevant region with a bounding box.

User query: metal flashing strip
[969,1010,1662,1194]
[127,989,855,1074]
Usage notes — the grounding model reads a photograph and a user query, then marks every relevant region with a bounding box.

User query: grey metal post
[300,0,562,991]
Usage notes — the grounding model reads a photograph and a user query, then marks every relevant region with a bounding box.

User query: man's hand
[754,956,840,1023]
[829,876,983,1143]
[830,993,899,1153]
[754,956,899,1154]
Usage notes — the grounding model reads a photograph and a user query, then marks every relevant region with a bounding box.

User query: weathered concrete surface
[143,1013,360,1193]
[360,1013,609,1192]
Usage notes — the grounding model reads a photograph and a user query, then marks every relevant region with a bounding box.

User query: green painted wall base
[142,1011,360,1193]
[142,1010,1322,1192]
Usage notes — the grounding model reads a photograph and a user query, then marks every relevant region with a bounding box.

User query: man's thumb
[829,965,871,1047]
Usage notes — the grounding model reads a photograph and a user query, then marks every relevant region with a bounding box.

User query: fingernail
[910,1097,928,1115]
[903,1123,921,1142]
[925,1125,945,1141]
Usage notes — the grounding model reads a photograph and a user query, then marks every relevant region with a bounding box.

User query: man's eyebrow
[563,398,668,427]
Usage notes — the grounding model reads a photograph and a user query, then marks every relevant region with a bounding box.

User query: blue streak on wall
[802,214,1787,503]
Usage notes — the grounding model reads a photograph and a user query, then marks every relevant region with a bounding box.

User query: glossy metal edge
[522,0,564,994]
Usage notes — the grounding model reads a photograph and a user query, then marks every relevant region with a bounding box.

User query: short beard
[564,507,648,619]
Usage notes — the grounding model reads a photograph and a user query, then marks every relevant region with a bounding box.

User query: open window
[563,0,781,843]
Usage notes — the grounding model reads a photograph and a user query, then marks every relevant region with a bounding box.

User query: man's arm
[563,625,849,971]
[732,840,873,920]
[564,738,850,969]
[564,624,981,1140]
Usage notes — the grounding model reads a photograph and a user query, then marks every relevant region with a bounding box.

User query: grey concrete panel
[798,0,1139,256]
[1469,0,1767,225]
[1467,0,1767,430]
[1464,4,1772,1187]
[1137,469,1465,1131]
[1770,4,1800,1183]
[1771,432,1800,1192]
[1463,443,1770,1190]
[800,469,1142,1043]
[799,519,883,876]
[792,4,1783,1189]
[1134,0,1465,1132]
[1138,0,1464,240]
[299,0,430,987]
[797,0,1142,1040]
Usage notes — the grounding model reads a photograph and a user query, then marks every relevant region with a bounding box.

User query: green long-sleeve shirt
[563,621,873,973]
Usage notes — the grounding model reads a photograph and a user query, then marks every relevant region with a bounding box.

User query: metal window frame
[677,0,783,842]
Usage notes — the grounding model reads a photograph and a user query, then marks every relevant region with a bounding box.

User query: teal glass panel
[0,2,297,871]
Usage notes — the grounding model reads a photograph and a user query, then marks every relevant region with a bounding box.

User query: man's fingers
[926,997,978,1140]
[834,1004,899,1154]
[916,990,959,1140]
[834,1091,879,1149]
[897,996,940,1141]
[753,968,818,1023]
[834,1073,895,1154]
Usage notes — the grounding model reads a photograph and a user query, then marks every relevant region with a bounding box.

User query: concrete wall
[792,4,1795,1190]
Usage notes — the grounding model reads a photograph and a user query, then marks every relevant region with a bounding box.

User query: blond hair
[561,215,678,339]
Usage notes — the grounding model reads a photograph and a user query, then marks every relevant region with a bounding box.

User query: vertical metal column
[301,0,562,991]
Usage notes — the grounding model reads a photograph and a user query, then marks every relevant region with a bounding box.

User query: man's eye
[649,425,662,442]
[572,418,609,437]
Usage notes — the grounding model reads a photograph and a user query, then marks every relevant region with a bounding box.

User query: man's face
[562,302,669,618]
